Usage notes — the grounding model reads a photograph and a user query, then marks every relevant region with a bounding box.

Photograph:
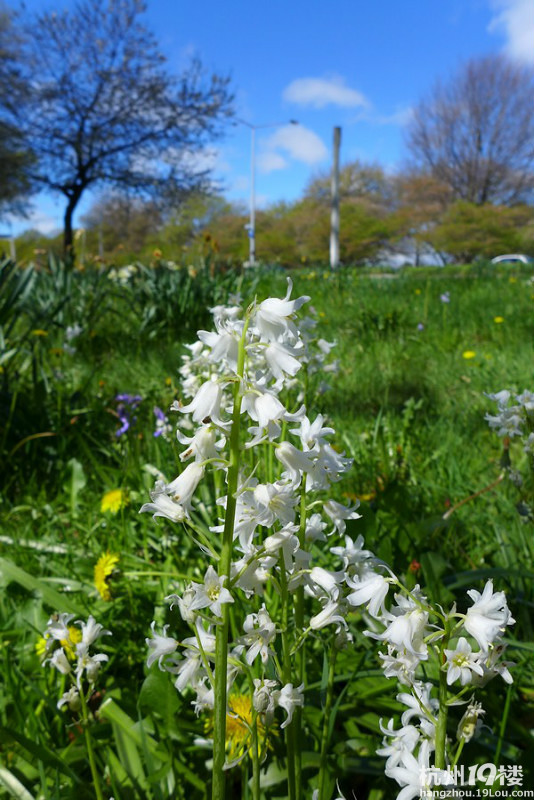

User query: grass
[0,258,533,799]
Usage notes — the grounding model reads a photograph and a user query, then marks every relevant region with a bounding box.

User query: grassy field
[1,258,533,799]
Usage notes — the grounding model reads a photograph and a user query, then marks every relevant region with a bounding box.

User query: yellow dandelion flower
[359,491,377,502]
[493,316,504,324]
[35,635,49,659]
[32,329,48,336]
[62,626,82,659]
[165,377,173,386]
[206,693,273,764]
[94,551,120,601]
[37,627,82,661]
[462,350,476,359]
[101,488,127,514]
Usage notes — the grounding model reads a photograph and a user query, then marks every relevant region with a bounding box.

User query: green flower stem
[250,708,260,800]
[79,687,104,800]
[193,625,215,685]
[241,761,250,800]
[212,320,249,800]
[245,672,260,800]
[494,681,513,768]
[435,633,450,770]
[451,737,465,770]
[279,548,297,800]
[294,490,307,800]
[318,640,338,800]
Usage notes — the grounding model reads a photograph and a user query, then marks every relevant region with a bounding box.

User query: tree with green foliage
[390,172,453,264]
[303,161,400,264]
[14,0,233,253]
[426,200,533,262]
[82,193,163,257]
[164,193,241,253]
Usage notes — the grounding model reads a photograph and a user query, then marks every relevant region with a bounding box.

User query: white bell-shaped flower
[273,682,304,729]
[464,580,515,651]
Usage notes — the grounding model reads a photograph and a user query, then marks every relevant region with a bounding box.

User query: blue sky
[6,0,534,235]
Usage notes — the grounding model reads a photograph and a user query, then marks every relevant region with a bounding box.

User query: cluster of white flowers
[485,388,534,517]
[485,389,534,451]
[374,578,514,799]
[63,323,83,355]
[41,613,111,710]
[140,282,353,747]
[108,264,138,284]
[139,282,516,787]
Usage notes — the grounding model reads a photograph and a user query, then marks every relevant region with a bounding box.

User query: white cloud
[283,76,369,109]
[257,151,288,173]
[8,207,61,237]
[168,146,231,175]
[488,0,534,64]
[258,124,328,174]
[375,106,414,126]
[231,175,250,193]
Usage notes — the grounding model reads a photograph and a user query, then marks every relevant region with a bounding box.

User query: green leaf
[420,551,454,606]
[0,727,82,784]
[100,698,204,792]
[444,567,534,590]
[138,670,180,729]
[0,557,85,615]
[258,761,287,788]
[100,698,166,762]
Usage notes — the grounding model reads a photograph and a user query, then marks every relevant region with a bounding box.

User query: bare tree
[14,0,233,252]
[0,4,33,216]
[305,160,395,214]
[406,55,534,205]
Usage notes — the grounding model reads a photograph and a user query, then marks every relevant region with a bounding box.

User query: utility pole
[330,126,341,269]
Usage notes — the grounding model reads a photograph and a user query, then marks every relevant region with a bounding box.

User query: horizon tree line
[1,0,533,262]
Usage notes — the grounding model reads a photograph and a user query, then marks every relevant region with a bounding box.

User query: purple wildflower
[115,394,142,437]
[153,406,172,439]
[417,322,424,331]
[115,394,142,406]
[440,292,450,304]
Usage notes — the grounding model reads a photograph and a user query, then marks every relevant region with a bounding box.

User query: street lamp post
[236,118,298,267]
[249,125,256,266]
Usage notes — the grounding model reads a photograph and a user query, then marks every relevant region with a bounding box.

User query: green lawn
[1,259,533,799]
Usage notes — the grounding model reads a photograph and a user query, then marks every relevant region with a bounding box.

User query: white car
[490,254,533,265]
